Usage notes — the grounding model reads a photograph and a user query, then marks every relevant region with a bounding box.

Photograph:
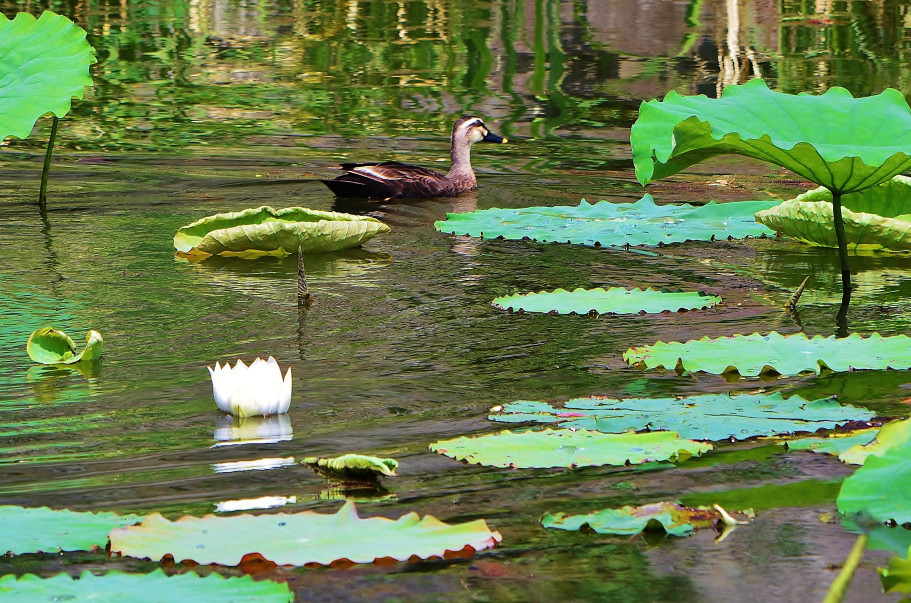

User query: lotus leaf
[26,327,103,365]
[624,331,911,376]
[880,554,911,594]
[0,11,95,143]
[681,479,843,512]
[492,287,721,315]
[839,419,911,466]
[173,206,391,258]
[489,393,873,442]
[631,79,911,194]
[755,176,911,251]
[109,500,500,566]
[837,433,911,524]
[303,454,399,481]
[429,429,711,468]
[0,570,291,601]
[541,501,721,537]
[783,429,879,462]
[434,195,776,247]
[0,505,143,554]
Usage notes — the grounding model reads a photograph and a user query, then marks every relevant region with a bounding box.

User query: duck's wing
[321,161,454,199]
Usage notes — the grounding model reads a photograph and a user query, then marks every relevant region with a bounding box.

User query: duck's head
[453,116,507,146]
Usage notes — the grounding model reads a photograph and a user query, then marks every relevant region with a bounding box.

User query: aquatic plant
[492,287,721,315]
[26,327,103,365]
[207,357,292,417]
[0,11,95,204]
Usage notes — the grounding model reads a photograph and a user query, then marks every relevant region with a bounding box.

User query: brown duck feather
[320,117,506,200]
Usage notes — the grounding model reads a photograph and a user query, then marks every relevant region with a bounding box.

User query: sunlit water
[2,1,911,600]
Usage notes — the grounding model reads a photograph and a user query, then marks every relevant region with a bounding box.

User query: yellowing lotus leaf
[755,176,911,251]
[303,454,399,482]
[839,419,911,466]
[783,429,880,463]
[109,500,500,566]
[492,287,721,315]
[624,332,911,376]
[429,429,711,468]
[173,206,390,258]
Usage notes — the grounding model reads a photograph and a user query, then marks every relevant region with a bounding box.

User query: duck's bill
[483,130,507,144]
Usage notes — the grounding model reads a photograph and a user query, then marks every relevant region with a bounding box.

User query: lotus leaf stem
[822,533,867,603]
[830,190,852,296]
[39,116,59,207]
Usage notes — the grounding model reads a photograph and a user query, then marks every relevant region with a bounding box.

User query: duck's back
[321,161,462,199]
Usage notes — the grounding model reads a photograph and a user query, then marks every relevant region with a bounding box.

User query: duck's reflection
[212,413,293,447]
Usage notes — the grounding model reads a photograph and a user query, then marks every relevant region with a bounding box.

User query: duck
[320,116,507,200]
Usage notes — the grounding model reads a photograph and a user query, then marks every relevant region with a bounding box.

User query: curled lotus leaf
[541,501,724,537]
[492,287,721,315]
[839,419,911,466]
[429,428,711,469]
[0,11,95,142]
[109,500,501,566]
[624,331,911,376]
[0,570,292,602]
[755,175,911,251]
[0,505,143,554]
[631,79,911,194]
[26,327,103,365]
[173,206,390,258]
[783,429,880,463]
[303,454,399,482]
[434,195,776,248]
[490,393,873,442]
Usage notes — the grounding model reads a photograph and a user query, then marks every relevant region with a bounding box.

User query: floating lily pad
[839,419,911,466]
[109,500,500,566]
[303,454,398,482]
[26,327,103,365]
[492,287,721,315]
[429,429,711,469]
[541,501,722,537]
[173,206,391,258]
[631,79,911,194]
[837,431,911,524]
[489,393,873,442]
[0,505,143,554]
[624,332,911,376]
[783,429,880,462]
[434,195,776,248]
[0,11,95,143]
[0,570,291,601]
[756,176,911,251]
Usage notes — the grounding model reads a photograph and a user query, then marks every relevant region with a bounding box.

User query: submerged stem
[39,116,59,208]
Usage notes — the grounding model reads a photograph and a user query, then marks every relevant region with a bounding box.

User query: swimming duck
[320,116,507,200]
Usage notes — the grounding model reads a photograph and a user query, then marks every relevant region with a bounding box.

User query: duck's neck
[447,138,476,188]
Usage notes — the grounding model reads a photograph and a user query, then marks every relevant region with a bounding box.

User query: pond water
[2,0,911,600]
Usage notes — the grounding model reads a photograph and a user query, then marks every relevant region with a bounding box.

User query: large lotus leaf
[109,500,501,566]
[26,327,103,365]
[783,429,879,462]
[837,433,911,524]
[631,79,911,194]
[541,501,720,537]
[756,175,911,251]
[0,570,291,601]
[624,331,911,376]
[173,206,391,258]
[434,195,776,247]
[839,419,911,466]
[429,429,711,468]
[0,505,143,554]
[0,11,95,142]
[492,287,721,315]
[489,393,872,442]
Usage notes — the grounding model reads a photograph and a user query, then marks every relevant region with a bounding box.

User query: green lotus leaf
[492,287,721,315]
[839,419,911,466]
[173,206,391,258]
[26,327,103,365]
[624,331,911,376]
[0,505,143,554]
[109,500,501,566]
[879,552,911,593]
[429,429,712,469]
[541,501,722,537]
[631,79,911,194]
[0,11,95,142]
[489,393,873,442]
[303,454,399,481]
[756,176,911,251]
[783,429,879,462]
[0,570,291,601]
[434,195,776,247]
[837,432,911,524]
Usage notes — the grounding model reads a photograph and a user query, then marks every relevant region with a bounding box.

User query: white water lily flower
[207,356,292,417]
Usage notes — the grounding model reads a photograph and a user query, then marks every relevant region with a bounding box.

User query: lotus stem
[830,189,852,300]
[297,245,312,307]
[39,115,59,207]
[786,276,810,311]
[822,533,867,603]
